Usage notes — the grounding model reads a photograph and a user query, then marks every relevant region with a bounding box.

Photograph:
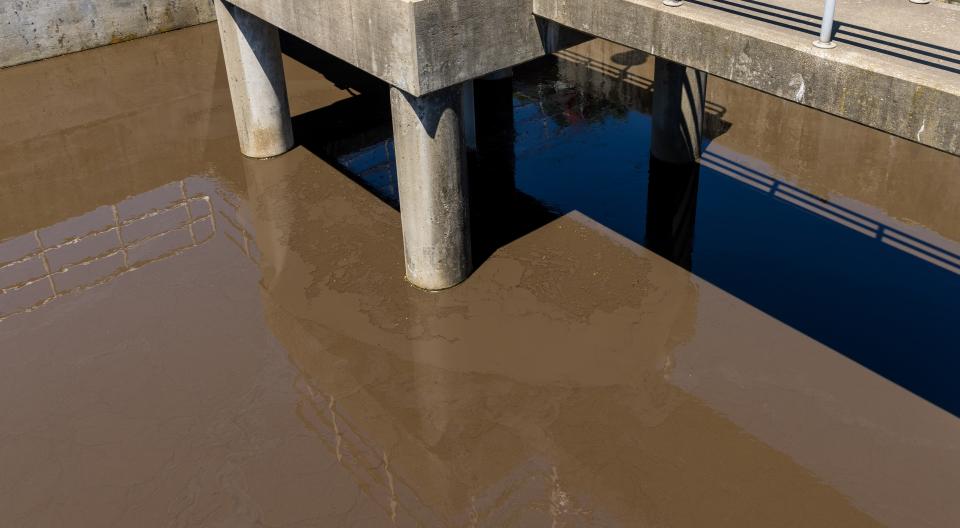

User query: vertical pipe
[814,0,839,49]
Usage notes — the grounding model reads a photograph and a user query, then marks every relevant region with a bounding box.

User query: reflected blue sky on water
[335,56,960,417]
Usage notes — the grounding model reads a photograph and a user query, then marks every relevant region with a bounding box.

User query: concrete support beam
[390,85,472,290]
[651,58,707,164]
[223,0,591,96]
[215,0,294,159]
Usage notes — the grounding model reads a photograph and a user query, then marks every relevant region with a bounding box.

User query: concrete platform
[224,0,557,96]
[534,0,960,155]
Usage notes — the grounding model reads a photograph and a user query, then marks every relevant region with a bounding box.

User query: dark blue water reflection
[331,57,960,417]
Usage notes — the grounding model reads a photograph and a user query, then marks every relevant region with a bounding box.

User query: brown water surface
[1,24,959,528]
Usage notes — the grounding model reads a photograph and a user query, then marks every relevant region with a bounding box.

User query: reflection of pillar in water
[469,70,518,258]
[651,58,707,164]
[648,57,705,270]
[241,154,299,289]
[474,69,516,192]
[401,288,476,520]
[645,157,700,271]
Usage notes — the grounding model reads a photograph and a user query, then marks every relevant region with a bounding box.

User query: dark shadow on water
[646,158,700,271]
[283,37,560,269]
[281,36,960,418]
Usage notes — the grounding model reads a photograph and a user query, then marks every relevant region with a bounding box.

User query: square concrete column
[390,85,472,290]
[651,58,707,164]
[215,0,294,159]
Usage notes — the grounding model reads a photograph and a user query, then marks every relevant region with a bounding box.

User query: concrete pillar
[651,58,707,164]
[390,85,472,290]
[215,0,294,159]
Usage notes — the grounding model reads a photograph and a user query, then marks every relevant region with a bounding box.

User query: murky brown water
[1,24,959,527]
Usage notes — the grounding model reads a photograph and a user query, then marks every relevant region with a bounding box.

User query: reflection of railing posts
[111,205,130,268]
[0,180,217,322]
[700,150,960,276]
[33,230,58,298]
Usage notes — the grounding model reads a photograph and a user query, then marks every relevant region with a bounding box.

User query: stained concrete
[221,0,580,96]
[390,85,472,290]
[217,0,958,155]
[534,0,960,156]
[215,0,294,158]
[0,0,216,68]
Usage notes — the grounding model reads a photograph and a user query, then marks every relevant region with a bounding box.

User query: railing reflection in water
[0,179,217,322]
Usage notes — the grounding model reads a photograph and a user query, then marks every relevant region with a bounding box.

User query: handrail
[814,0,838,48]
[660,0,933,50]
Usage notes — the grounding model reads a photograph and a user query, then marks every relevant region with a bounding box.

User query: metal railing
[660,0,932,49]
[813,0,839,48]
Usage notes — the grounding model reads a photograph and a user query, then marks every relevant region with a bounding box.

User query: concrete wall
[0,0,216,69]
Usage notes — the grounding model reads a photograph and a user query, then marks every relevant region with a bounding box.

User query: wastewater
[1,24,959,527]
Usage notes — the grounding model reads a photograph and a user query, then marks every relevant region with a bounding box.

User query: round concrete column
[390,85,472,291]
[215,0,294,159]
[651,58,707,164]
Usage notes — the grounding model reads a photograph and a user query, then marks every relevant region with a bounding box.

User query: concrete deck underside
[534,0,960,155]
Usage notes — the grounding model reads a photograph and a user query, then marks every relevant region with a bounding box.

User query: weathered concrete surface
[215,0,293,158]
[222,0,580,96]
[0,0,216,69]
[390,85,472,290]
[534,0,960,156]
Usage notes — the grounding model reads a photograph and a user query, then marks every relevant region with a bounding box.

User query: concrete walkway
[534,0,960,155]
